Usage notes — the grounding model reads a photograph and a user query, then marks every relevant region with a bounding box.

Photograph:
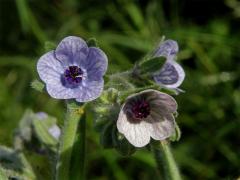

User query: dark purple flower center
[131,100,150,119]
[64,66,83,85]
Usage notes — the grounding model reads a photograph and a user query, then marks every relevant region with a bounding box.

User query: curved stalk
[152,141,182,180]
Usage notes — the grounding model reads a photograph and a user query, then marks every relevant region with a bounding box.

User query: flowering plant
[4,36,185,180]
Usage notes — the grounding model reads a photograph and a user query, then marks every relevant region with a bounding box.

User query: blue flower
[153,40,185,89]
[37,36,108,102]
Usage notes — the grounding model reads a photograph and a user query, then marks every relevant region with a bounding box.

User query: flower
[153,40,185,89]
[117,89,177,147]
[37,36,108,102]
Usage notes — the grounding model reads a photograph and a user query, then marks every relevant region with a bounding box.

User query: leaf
[138,56,166,75]
[87,38,98,47]
[0,146,36,179]
[31,79,45,92]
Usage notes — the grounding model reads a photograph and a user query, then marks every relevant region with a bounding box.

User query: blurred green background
[0,0,240,179]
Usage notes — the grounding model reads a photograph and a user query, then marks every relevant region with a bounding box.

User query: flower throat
[64,66,83,84]
[132,100,150,119]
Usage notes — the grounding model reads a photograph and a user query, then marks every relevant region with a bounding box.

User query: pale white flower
[117,89,177,147]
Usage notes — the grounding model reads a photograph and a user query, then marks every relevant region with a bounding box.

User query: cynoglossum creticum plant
[33,36,108,180]
[11,36,184,180]
[94,38,184,180]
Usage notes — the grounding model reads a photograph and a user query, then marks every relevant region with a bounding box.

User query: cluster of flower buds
[36,36,185,154]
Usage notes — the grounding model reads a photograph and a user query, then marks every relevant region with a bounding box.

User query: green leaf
[87,38,98,47]
[138,56,166,75]
[31,79,45,92]
[0,146,36,179]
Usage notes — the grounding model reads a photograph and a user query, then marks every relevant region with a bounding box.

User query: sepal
[169,123,181,142]
[87,38,98,47]
[137,57,166,75]
[31,79,45,92]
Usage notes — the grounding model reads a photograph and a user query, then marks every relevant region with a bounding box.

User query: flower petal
[149,114,175,140]
[146,89,178,113]
[153,60,185,88]
[117,107,151,147]
[75,78,104,102]
[55,36,88,67]
[84,47,108,81]
[46,83,77,99]
[154,40,178,59]
[37,51,64,85]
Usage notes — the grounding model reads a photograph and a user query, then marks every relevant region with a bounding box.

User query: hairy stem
[152,141,182,180]
[55,101,85,180]
[70,113,86,180]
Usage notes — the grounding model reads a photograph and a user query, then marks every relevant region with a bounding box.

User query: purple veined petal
[153,60,185,88]
[46,83,78,99]
[75,78,104,102]
[147,90,178,113]
[117,107,151,147]
[83,47,108,81]
[149,114,175,140]
[154,40,179,58]
[55,36,88,67]
[37,51,64,85]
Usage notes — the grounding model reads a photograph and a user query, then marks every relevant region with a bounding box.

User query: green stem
[55,101,85,180]
[152,141,182,180]
[71,113,86,180]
